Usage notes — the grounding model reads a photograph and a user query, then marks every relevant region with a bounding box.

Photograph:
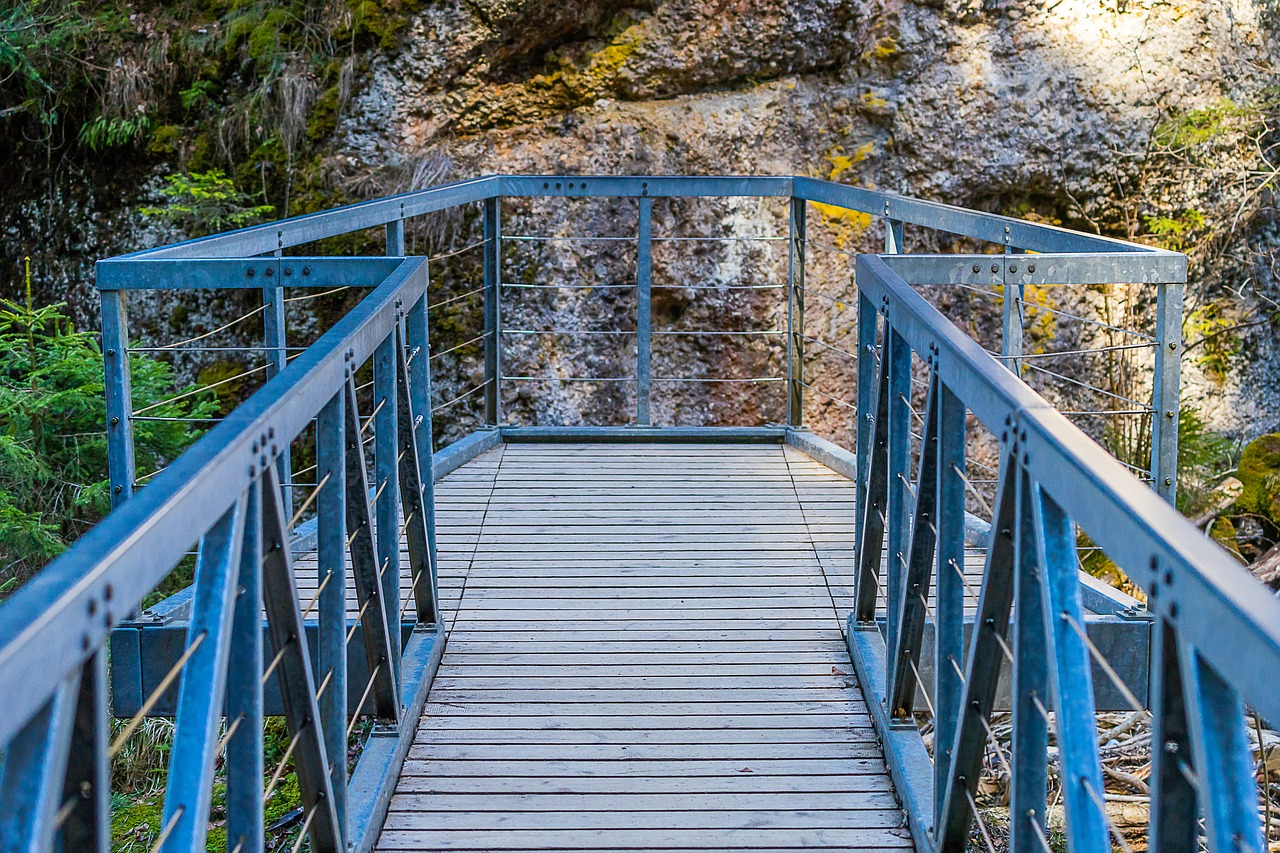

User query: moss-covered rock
[1236,433,1280,519]
[1210,515,1240,554]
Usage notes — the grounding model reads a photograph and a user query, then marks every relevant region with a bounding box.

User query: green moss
[111,792,164,852]
[1236,433,1280,518]
[308,85,342,142]
[149,124,184,155]
[1209,516,1240,552]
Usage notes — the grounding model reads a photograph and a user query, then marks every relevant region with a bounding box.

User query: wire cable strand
[150,305,268,350]
[132,363,270,416]
[428,238,490,262]
[109,631,207,758]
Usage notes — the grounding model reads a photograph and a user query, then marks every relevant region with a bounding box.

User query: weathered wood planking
[375,443,915,853]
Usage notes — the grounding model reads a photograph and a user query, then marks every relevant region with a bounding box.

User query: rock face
[7,0,1275,451]
[331,0,1280,442]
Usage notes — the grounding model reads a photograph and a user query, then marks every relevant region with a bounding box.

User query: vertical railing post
[854,291,878,586]
[374,332,402,685]
[933,382,966,837]
[1010,469,1049,852]
[101,289,135,508]
[406,292,438,621]
[787,197,806,426]
[636,197,653,426]
[1151,280,1183,504]
[225,481,264,853]
[884,214,903,254]
[264,245,291,517]
[884,327,911,663]
[59,652,109,853]
[1001,244,1025,375]
[387,216,406,257]
[483,197,502,426]
[1148,619,1199,853]
[316,392,347,838]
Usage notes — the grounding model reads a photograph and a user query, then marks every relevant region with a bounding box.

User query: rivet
[1009,264,1018,273]
[247,268,256,277]
[303,266,312,276]
[107,348,116,356]
[972,264,981,274]
[1028,264,1036,273]
[110,417,119,426]
[113,485,123,494]
[264,267,274,277]
[991,264,999,274]
[284,267,293,276]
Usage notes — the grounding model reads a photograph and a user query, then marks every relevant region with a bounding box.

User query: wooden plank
[429,675,860,690]
[385,792,897,810]
[387,775,892,795]
[411,727,872,744]
[414,714,867,731]
[436,664,855,677]
[376,827,914,849]
[405,742,879,761]
[420,702,867,717]
[396,757,889,776]
[381,808,907,829]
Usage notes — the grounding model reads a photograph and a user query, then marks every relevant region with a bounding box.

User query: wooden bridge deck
[373,442,916,852]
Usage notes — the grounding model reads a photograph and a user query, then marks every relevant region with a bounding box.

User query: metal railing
[850,253,1280,853]
[0,175,1273,853]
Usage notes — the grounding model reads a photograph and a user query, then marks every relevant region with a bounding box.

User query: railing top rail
[0,256,427,744]
[107,175,1181,277]
[858,253,1280,725]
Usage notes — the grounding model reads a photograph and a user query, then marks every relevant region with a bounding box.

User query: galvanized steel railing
[0,175,1274,853]
[851,253,1280,853]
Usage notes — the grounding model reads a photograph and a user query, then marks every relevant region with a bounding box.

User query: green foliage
[1175,405,1236,517]
[79,114,151,150]
[0,293,215,586]
[179,79,217,113]
[1185,300,1247,382]
[1154,99,1267,150]
[1143,209,1207,252]
[140,169,275,236]
[0,3,91,129]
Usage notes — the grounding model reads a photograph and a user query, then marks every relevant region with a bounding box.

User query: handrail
[0,255,435,853]
[852,253,1280,852]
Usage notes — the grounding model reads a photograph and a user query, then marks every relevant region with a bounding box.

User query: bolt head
[972,264,981,274]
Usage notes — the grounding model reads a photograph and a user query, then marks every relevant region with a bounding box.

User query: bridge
[0,175,1277,853]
